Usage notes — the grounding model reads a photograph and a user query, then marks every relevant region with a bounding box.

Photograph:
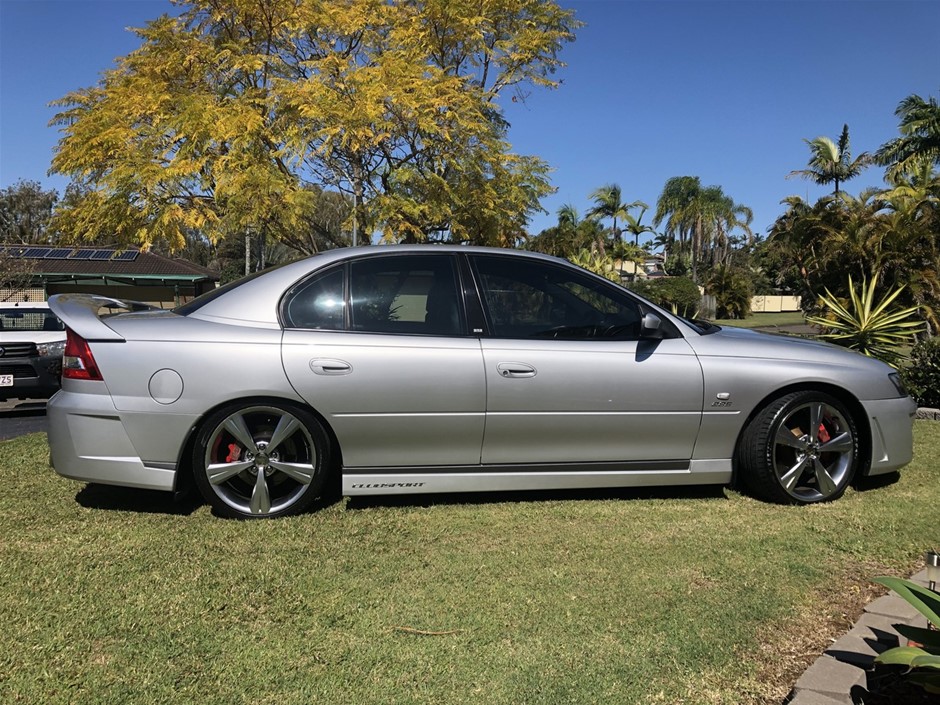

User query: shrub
[805,273,924,365]
[901,337,940,408]
[705,265,753,319]
[873,575,940,695]
[629,277,701,318]
[568,248,620,282]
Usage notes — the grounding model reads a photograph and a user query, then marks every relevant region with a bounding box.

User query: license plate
[0,374,12,387]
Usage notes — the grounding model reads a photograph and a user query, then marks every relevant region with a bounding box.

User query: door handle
[496,362,537,378]
[310,358,353,375]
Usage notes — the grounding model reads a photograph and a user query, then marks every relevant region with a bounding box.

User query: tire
[737,391,858,505]
[192,401,330,519]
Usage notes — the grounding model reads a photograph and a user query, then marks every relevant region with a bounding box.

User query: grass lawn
[2,425,938,704]
[712,311,808,329]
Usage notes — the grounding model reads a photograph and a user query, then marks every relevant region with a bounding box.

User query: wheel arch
[173,395,344,499]
[730,382,872,489]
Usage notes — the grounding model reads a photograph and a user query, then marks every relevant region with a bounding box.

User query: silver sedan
[47,246,915,518]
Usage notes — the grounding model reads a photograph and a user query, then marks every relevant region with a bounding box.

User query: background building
[0,245,218,307]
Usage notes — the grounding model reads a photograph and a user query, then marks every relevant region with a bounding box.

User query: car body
[47,246,916,518]
[0,301,66,401]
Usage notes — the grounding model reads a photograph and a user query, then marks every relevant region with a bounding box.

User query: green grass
[712,311,808,329]
[2,425,939,704]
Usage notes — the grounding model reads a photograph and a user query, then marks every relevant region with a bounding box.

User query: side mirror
[640,312,666,340]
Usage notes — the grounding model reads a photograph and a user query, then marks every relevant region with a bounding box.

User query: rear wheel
[192,402,330,519]
[738,391,858,504]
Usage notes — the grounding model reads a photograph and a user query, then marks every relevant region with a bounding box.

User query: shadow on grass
[854,471,902,493]
[76,483,202,516]
[75,484,347,518]
[69,471,900,517]
[0,405,47,417]
[346,483,729,511]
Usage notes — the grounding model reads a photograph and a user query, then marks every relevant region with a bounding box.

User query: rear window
[0,308,64,332]
[174,266,284,316]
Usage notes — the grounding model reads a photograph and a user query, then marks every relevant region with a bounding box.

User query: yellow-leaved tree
[50,0,578,253]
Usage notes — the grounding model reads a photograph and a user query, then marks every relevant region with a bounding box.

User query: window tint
[349,255,462,336]
[283,267,345,330]
[472,256,642,339]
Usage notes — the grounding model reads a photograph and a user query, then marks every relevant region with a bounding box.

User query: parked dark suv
[0,302,66,401]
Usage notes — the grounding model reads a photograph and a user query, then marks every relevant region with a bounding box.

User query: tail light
[62,328,103,381]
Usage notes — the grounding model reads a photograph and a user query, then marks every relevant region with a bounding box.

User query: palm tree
[587,184,644,258]
[524,204,593,257]
[707,196,753,268]
[556,203,581,230]
[788,124,871,195]
[875,171,940,332]
[621,203,655,248]
[653,175,700,261]
[653,177,750,281]
[876,93,940,180]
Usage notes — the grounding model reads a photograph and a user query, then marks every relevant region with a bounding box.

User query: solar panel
[70,249,97,260]
[90,250,114,261]
[45,248,73,259]
[113,250,139,261]
[23,247,50,258]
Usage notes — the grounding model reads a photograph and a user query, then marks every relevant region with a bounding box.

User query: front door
[469,254,704,466]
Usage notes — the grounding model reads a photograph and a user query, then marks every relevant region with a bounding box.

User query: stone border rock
[915,407,940,421]
[785,570,931,704]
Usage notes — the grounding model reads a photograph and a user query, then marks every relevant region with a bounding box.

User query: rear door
[469,254,704,466]
[280,253,486,469]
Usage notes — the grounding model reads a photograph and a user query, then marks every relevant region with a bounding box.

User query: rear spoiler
[47,294,160,342]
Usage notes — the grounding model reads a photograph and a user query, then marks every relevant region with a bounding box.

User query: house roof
[0,245,218,281]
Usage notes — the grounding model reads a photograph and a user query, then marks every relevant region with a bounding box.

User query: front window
[471,256,642,339]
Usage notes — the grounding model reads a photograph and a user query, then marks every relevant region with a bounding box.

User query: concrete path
[0,398,48,440]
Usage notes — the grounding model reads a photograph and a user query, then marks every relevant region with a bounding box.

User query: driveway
[0,398,49,440]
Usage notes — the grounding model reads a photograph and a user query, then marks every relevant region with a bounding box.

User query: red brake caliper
[226,443,242,463]
[818,424,831,444]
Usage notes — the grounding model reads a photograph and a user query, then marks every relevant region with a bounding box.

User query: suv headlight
[37,340,66,358]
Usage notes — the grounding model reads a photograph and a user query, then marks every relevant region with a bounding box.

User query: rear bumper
[862,396,917,476]
[47,388,177,491]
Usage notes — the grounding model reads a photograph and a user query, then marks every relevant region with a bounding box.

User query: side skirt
[342,459,732,496]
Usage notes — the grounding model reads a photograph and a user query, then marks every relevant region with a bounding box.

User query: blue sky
[1,0,938,242]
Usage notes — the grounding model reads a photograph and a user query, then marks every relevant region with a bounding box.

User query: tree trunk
[244,232,250,276]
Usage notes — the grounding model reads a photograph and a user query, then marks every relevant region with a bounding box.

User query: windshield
[0,308,65,332]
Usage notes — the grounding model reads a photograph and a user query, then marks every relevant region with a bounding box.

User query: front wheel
[192,402,330,519]
[737,391,859,504]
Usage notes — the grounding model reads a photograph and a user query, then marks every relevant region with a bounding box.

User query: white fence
[751,295,802,313]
